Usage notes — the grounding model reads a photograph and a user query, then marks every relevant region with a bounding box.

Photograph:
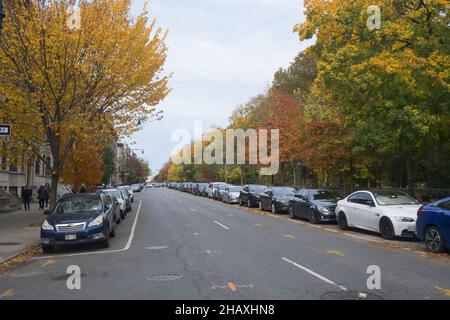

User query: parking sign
[0,125,11,136]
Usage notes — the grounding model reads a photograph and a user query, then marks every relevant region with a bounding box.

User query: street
[1,188,449,300]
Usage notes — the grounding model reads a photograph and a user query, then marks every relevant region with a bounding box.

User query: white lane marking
[190,208,198,212]
[282,257,347,291]
[214,221,230,230]
[33,200,143,260]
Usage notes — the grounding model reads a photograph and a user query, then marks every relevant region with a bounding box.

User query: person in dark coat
[37,185,47,210]
[22,186,32,211]
[79,184,87,193]
[44,183,51,208]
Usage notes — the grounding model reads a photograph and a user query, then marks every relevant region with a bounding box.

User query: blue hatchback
[416,197,450,253]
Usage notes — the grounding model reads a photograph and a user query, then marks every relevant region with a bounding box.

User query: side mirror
[44,210,51,215]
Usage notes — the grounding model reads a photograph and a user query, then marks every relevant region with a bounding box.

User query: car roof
[60,193,101,200]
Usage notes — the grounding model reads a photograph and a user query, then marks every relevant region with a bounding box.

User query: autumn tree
[0,0,170,206]
[61,135,105,191]
[296,0,450,195]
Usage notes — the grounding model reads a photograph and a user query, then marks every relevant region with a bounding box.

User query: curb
[0,242,41,266]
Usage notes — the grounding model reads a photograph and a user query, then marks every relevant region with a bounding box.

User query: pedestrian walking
[22,186,32,211]
[44,183,51,208]
[79,184,87,194]
[37,185,47,210]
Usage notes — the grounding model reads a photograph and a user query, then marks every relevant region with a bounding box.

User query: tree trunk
[405,156,415,198]
[50,171,60,210]
[292,161,297,187]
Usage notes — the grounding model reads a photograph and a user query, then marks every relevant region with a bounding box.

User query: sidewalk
[0,203,45,264]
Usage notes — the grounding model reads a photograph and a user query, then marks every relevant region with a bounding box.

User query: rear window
[437,200,450,210]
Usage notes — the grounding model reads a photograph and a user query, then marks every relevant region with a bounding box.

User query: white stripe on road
[214,221,230,230]
[33,200,143,260]
[282,257,347,291]
[190,208,198,212]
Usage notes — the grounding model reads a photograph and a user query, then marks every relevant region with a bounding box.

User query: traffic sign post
[0,124,11,136]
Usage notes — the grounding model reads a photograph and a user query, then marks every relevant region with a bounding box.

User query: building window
[9,187,18,196]
[35,159,41,175]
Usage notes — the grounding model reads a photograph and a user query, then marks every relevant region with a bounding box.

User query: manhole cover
[0,242,21,246]
[145,245,170,250]
[321,291,383,300]
[51,273,87,281]
[146,274,183,281]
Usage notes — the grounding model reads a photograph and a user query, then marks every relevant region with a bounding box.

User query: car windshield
[273,187,296,196]
[54,198,102,214]
[229,187,242,192]
[105,190,121,200]
[309,190,340,200]
[250,185,266,192]
[373,191,418,206]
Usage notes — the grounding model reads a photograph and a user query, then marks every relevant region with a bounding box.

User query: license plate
[407,226,416,232]
[65,234,77,241]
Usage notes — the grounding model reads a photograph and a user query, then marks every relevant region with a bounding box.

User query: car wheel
[110,226,116,238]
[272,203,278,214]
[337,212,349,230]
[120,210,126,219]
[308,210,318,224]
[102,230,110,248]
[424,226,445,253]
[42,245,54,254]
[379,218,395,240]
[289,206,295,219]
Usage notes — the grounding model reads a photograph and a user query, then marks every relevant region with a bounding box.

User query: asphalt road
[1,188,450,300]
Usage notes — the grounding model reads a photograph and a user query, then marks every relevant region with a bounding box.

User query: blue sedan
[41,193,117,253]
[416,197,450,253]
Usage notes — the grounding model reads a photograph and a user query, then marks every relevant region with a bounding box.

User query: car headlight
[317,206,330,213]
[88,215,104,227]
[395,217,415,222]
[41,220,54,231]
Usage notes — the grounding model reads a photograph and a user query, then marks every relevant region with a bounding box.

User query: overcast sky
[129,0,313,176]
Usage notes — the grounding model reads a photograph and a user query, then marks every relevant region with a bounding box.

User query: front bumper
[393,221,417,238]
[317,214,337,222]
[41,225,107,247]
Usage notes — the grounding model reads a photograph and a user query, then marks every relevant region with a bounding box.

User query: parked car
[259,186,296,214]
[416,196,450,253]
[289,188,341,223]
[118,186,132,212]
[99,189,127,220]
[193,183,209,196]
[41,193,117,252]
[122,185,133,203]
[335,189,421,239]
[131,184,143,193]
[214,184,230,201]
[207,182,227,199]
[239,184,267,207]
[222,186,243,204]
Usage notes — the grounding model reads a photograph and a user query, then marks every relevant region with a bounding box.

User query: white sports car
[335,190,421,239]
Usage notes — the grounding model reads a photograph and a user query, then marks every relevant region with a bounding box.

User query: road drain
[51,273,87,281]
[145,245,170,250]
[146,274,183,281]
[0,242,21,246]
[321,291,383,300]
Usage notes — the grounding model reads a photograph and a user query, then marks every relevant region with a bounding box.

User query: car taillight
[417,206,424,217]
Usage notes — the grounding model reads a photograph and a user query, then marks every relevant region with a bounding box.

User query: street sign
[0,124,11,137]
